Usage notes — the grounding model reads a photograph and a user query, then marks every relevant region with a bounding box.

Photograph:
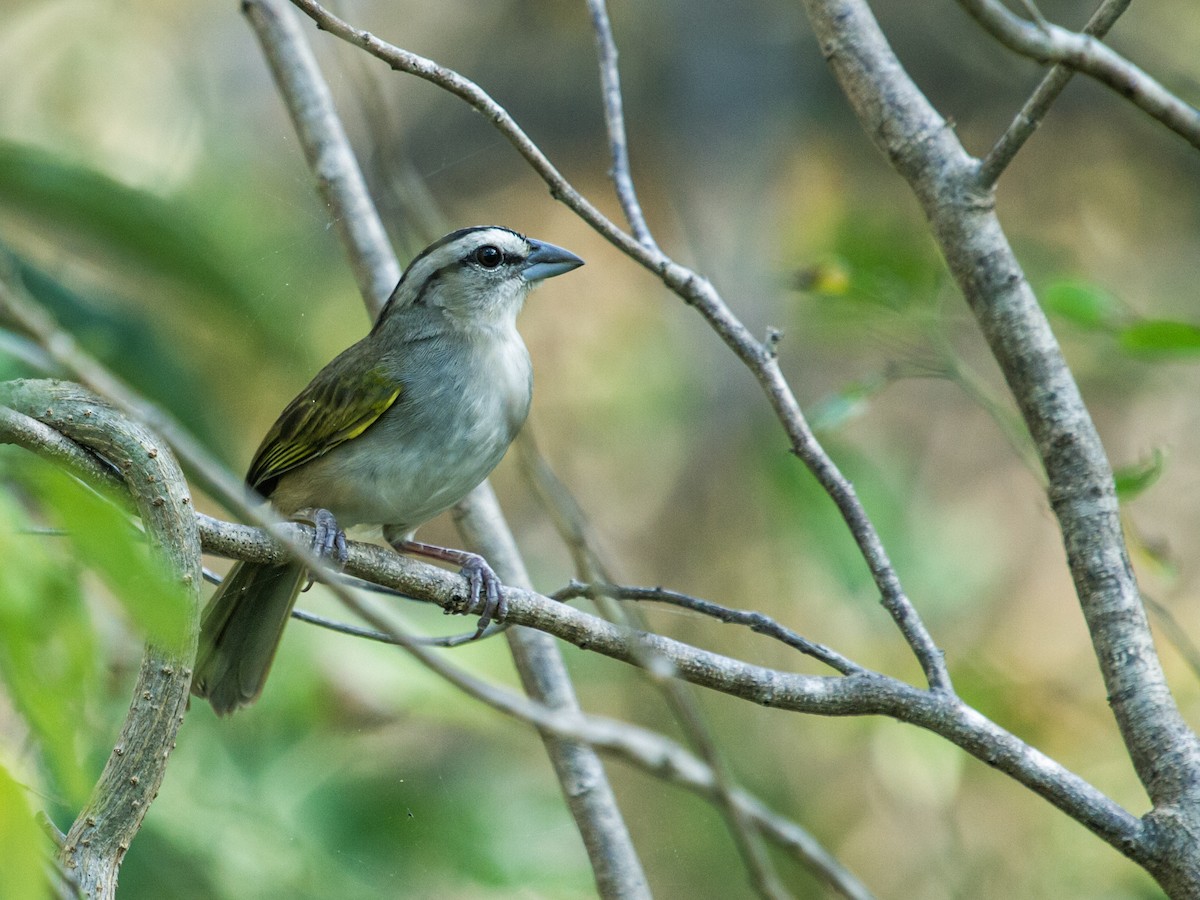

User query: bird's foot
[458,552,507,638]
[310,507,348,563]
[391,538,507,638]
[298,507,347,592]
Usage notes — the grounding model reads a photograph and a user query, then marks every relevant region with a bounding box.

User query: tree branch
[959,0,1200,152]
[553,581,866,677]
[0,381,201,900]
[799,0,1200,890]
[585,0,658,250]
[978,0,1132,187]
[194,513,1149,861]
[243,0,400,314]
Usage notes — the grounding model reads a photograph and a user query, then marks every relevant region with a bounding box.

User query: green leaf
[0,765,49,900]
[1042,280,1120,332]
[25,460,191,653]
[810,376,887,432]
[0,468,97,805]
[826,214,944,311]
[1114,448,1166,501]
[0,141,241,300]
[1119,320,1200,357]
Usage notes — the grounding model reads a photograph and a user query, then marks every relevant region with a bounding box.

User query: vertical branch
[799,0,1200,889]
[243,1,649,895]
[585,0,658,250]
[0,380,201,900]
[454,485,651,898]
[245,0,400,315]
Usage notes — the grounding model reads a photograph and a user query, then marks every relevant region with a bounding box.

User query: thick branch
[0,380,201,900]
[193,511,1143,857]
[799,0,1200,890]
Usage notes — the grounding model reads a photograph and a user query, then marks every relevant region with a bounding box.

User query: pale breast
[270,326,532,531]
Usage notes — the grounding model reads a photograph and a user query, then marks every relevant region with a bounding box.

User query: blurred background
[2,0,1199,896]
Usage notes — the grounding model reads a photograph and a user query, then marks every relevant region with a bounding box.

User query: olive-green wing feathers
[247,365,402,496]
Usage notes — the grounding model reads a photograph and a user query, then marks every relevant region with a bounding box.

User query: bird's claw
[460,554,507,638]
[311,507,348,564]
[302,508,347,592]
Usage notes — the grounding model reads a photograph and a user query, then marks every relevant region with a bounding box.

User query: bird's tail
[191,561,307,715]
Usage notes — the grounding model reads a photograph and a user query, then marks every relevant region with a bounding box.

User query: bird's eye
[473,245,503,268]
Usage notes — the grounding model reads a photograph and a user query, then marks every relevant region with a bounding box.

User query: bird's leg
[390,538,506,638]
[292,507,348,591]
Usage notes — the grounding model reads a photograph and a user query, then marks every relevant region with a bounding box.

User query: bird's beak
[522,239,585,282]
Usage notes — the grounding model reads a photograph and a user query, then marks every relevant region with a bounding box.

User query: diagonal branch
[245,0,400,314]
[959,0,1200,151]
[978,0,1133,187]
[585,0,658,250]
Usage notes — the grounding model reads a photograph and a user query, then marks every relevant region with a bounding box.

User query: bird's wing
[246,364,402,497]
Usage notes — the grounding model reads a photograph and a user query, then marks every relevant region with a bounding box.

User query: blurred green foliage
[0,763,48,900]
[0,457,101,809]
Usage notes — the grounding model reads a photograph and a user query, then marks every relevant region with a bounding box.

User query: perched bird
[192,225,583,715]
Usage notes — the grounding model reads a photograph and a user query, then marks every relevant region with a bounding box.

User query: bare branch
[799,0,1200,889]
[193,511,1151,861]
[243,0,400,313]
[979,0,1132,187]
[959,0,1200,152]
[585,0,658,250]
[555,581,866,677]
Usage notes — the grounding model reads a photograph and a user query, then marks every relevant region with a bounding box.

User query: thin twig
[585,0,658,250]
[958,0,1200,152]
[555,580,866,677]
[202,563,506,645]
[289,607,501,647]
[979,0,1133,187]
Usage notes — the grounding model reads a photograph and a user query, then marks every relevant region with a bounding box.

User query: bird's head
[378,225,583,332]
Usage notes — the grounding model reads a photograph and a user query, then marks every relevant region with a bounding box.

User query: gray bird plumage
[192,226,583,714]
